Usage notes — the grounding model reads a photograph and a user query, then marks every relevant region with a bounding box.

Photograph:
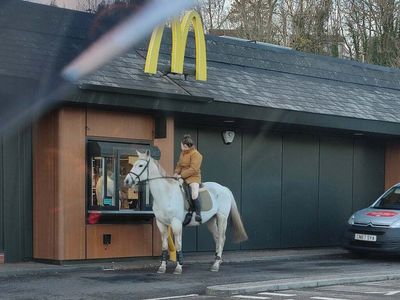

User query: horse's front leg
[156,219,169,274]
[171,218,183,275]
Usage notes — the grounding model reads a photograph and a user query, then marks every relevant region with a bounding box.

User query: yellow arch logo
[144,11,207,81]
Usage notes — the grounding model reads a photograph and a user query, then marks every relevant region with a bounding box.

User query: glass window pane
[104,157,116,206]
[91,156,102,207]
[91,156,116,209]
[87,140,152,216]
[119,155,140,211]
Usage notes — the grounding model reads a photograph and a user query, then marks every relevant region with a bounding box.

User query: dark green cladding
[318,136,354,246]
[196,128,242,252]
[281,134,320,247]
[241,132,282,249]
[0,136,3,253]
[176,124,385,250]
[0,127,32,262]
[352,138,385,211]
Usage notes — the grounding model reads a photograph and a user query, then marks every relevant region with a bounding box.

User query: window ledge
[88,210,154,215]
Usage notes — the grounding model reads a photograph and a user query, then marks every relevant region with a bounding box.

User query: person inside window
[95,168,115,206]
[173,134,203,223]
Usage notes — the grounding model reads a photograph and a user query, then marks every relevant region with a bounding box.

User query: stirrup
[183,212,192,226]
[195,213,202,223]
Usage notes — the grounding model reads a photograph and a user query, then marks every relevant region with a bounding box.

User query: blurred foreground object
[0,0,195,137]
[62,0,195,82]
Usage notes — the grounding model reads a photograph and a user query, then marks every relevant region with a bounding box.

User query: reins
[127,158,179,185]
[133,176,178,183]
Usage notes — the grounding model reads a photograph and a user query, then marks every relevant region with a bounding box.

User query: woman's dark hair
[181,134,194,147]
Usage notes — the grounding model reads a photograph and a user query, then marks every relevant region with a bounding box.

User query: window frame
[86,138,155,223]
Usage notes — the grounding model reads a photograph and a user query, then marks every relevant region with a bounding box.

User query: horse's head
[124,150,151,187]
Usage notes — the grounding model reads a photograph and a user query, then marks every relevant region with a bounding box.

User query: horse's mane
[152,158,167,177]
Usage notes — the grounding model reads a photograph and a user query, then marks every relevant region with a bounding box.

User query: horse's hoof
[211,261,221,272]
[173,265,182,275]
[210,265,219,272]
[157,266,166,274]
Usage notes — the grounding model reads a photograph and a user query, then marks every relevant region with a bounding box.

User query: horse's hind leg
[207,216,219,259]
[211,213,227,272]
[170,218,183,275]
[156,219,169,274]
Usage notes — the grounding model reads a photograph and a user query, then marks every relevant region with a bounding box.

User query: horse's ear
[145,149,151,157]
[136,150,141,156]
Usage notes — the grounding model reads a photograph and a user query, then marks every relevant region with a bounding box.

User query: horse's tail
[229,190,248,243]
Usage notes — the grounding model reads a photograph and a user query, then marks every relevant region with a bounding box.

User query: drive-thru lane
[1,250,400,300]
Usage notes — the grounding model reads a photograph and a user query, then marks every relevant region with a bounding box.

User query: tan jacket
[174,148,203,184]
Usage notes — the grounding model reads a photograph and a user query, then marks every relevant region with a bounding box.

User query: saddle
[181,183,212,212]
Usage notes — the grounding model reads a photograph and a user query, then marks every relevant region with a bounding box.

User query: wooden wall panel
[34,107,165,261]
[87,109,153,140]
[154,117,174,175]
[385,142,400,189]
[86,224,153,259]
[153,117,174,255]
[33,112,57,259]
[56,108,86,260]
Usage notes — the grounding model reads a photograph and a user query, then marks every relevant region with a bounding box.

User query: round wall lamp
[222,130,235,145]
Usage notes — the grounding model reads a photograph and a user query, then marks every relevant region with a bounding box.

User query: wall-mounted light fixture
[222,130,235,145]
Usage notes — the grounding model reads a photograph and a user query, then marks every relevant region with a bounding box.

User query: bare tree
[72,0,400,67]
[197,0,231,31]
[76,0,105,12]
[340,0,400,67]
[228,0,279,42]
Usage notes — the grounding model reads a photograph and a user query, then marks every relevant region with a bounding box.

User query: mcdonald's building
[2,1,400,263]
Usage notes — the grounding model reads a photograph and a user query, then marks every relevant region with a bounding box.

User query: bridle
[126,158,177,185]
[127,158,150,185]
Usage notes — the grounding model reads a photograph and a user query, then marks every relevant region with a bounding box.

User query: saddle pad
[184,189,212,212]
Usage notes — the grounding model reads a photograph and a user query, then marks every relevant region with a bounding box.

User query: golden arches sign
[144,11,207,81]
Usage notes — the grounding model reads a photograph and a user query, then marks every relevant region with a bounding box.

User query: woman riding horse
[124,148,248,274]
[173,134,203,224]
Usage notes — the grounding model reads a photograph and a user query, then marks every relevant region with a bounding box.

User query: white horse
[124,150,248,274]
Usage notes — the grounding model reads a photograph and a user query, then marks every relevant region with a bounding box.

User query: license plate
[354,233,377,242]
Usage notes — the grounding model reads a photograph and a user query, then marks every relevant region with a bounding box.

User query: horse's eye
[139,164,143,167]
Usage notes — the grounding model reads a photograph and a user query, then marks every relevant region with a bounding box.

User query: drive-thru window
[87,141,153,220]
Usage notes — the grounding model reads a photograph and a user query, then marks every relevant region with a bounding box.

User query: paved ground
[230,280,400,300]
[1,248,400,300]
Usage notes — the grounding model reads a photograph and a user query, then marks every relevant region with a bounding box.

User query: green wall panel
[3,132,22,261]
[318,137,353,246]
[175,123,386,252]
[241,131,282,249]
[0,136,3,253]
[353,138,385,211]
[1,127,32,262]
[196,127,242,251]
[174,126,198,252]
[282,134,319,247]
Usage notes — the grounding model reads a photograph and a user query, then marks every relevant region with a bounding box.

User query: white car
[344,183,400,253]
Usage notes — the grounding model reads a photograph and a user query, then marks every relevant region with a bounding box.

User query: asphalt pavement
[1,247,400,299]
